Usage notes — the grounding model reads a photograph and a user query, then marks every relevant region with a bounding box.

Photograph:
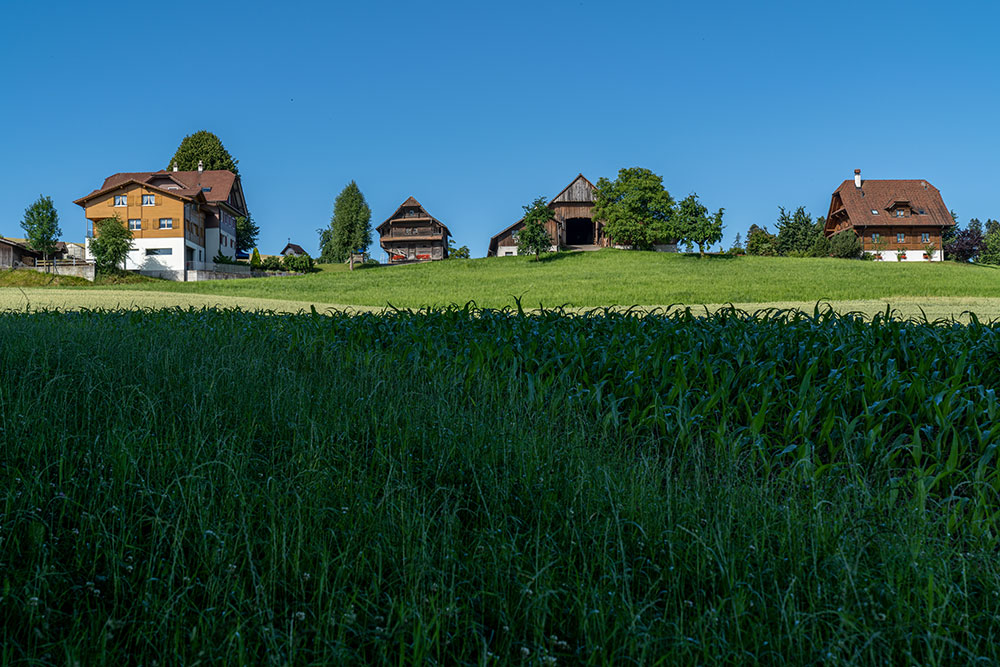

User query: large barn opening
[565,217,595,245]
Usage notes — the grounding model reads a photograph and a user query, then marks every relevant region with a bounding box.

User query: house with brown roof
[377,197,451,263]
[825,169,953,261]
[74,163,248,279]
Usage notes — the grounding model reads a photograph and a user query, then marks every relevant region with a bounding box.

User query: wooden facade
[377,197,451,264]
[0,238,40,268]
[825,171,953,261]
[487,174,602,257]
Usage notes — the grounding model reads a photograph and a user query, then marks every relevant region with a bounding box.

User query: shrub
[250,248,262,270]
[282,253,315,272]
[829,230,862,259]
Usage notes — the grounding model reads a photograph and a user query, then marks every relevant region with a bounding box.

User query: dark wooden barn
[377,197,451,264]
[487,174,603,257]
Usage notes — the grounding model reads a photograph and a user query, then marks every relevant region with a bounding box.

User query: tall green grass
[2,305,1000,664]
[62,251,1000,308]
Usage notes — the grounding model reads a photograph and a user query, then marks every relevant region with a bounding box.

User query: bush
[282,253,315,272]
[829,230,862,259]
[807,234,831,257]
[260,256,282,271]
[250,248,262,270]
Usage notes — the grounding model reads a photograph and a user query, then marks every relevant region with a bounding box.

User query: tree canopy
[675,193,724,257]
[745,224,777,256]
[775,206,817,255]
[593,168,675,248]
[89,215,134,273]
[322,182,372,269]
[235,214,260,254]
[20,194,62,260]
[518,197,555,260]
[168,131,239,174]
[945,218,984,262]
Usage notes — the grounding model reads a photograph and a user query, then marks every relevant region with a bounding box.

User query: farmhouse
[487,174,604,257]
[74,164,248,280]
[825,169,953,261]
[377,197,451,263]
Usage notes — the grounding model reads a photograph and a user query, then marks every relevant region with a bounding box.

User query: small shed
[280,243,307,257]
[0,238,40,268]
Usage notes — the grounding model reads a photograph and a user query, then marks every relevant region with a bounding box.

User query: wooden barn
[377,197,451,264]
[487,174,603,257]
[0,238,40,268]
[825,169,954,261]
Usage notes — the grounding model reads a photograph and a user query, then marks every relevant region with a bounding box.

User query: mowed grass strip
[2,306,1000,664]
[67,250,1000,308]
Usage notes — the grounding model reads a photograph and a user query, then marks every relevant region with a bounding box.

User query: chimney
[171,162,178,172]
[854,169,862,189]
[197,160,204,173]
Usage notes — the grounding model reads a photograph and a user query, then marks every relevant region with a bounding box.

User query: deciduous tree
[593,167,675,248]
[89,215,134,273]
[945,218,984,262]
[674,193,724,257]
[447,241,470,259]
[745,224,777,256]
[235,214,259,254]
[20,194,62,265]
[979,219,1000,265]
[518,197,554,261]
[168,130,239,174]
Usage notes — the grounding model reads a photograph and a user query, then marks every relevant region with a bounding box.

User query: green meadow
[3,305,1000,664]
[10,250,1000,308]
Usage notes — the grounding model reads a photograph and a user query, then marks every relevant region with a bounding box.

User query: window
[922,232,930,243]
[142,194,156,206]
[871,209,879,215]
[145,248,172,256]
[897,233,905,243]
[871,233,881,242]
[895,209,906,217]
[114,195,127,207]
[159,218,173,229]
[128,219,141,230]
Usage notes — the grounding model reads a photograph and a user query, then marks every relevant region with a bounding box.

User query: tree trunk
[698,243,705,258]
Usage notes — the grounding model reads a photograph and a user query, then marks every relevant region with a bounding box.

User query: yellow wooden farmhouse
[74,164,248,280]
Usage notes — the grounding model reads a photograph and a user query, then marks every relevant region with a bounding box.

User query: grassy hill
[92,250,1000,309]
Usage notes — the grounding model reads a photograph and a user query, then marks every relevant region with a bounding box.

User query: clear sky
[1,1,997,258]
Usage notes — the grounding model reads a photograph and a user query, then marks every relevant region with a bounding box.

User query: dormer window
[895,209,906,217]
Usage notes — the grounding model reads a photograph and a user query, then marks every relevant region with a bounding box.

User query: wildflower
[28,597,40,608]
[520,647,530,658]
[293,611,306,621]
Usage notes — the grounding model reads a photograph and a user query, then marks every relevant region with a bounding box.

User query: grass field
[3,305,1000,664]
[12,251,1000,313]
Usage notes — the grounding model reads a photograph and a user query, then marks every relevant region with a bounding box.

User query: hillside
[86,250,1000,309]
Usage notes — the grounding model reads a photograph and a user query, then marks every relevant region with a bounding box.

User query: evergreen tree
[945,218,984,262]
[324,182,372,270]
[674,193,724,257]
[593,167,675,248]
[250,248,263,270]
[20,194,62,265]
[89,215,134,273]
[518,197,555,260]
[168,130,239,174]
[775,206,816,255]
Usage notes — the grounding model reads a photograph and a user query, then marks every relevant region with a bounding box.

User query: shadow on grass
[677,252,739,261]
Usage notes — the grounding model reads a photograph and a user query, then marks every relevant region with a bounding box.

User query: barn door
[0,244,12,267]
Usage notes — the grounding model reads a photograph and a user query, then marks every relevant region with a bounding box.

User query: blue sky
[1,1,997,258]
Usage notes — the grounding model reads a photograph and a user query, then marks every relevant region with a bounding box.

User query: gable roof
[487,173,596,255]
[281,243,307,256]
[74,170,240,210]
[550,173,596,205]
[828,178,953,229]
[376,196,452,236]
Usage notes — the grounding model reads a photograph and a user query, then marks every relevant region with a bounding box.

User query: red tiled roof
[828,178,953,229]
[75,170,238,206]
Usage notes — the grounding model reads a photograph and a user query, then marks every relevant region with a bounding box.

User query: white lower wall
[866,250,943,262]
[85,236,207,280]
